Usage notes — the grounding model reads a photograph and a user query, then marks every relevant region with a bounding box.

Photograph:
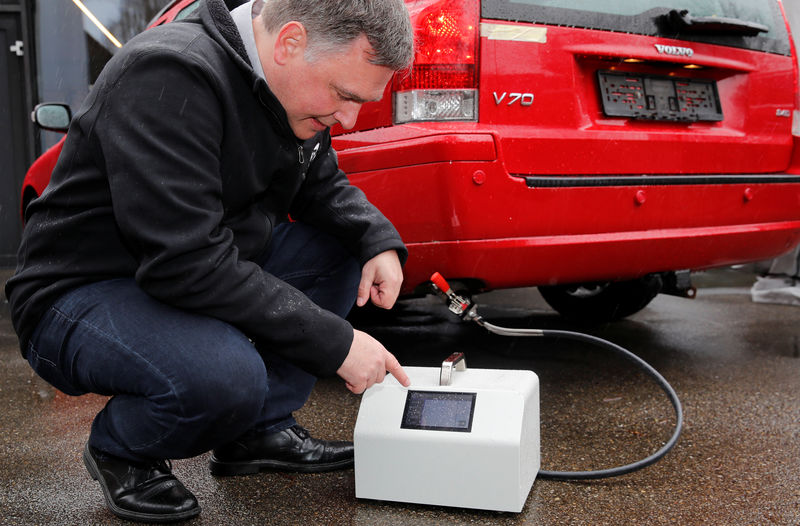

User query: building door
[0,11,30,266]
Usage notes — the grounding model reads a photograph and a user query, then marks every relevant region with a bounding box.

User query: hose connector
[430,272,479,320]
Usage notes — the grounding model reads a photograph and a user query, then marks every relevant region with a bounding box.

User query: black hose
[475,317,684,480]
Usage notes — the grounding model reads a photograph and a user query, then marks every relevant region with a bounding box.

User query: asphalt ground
[1,267,798,525]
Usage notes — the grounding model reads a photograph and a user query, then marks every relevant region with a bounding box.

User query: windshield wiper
[665,9,769,36]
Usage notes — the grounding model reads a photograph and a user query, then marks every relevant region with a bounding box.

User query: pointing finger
[385,352,410,387]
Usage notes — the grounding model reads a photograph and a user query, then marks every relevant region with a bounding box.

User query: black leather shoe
[209,425,354,475]
[83,443,200,523]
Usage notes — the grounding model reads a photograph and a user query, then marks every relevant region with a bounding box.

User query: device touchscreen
[401,390,476,432]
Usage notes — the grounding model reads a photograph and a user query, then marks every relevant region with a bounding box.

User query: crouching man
[4,0,413,521]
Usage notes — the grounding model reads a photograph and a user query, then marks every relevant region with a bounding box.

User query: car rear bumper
[402,220,800,293]
[334,129,800,293]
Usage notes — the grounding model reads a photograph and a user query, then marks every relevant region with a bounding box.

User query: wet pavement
[1,267,798,525]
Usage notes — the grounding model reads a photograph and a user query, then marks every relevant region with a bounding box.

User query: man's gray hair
[260,0,414,71]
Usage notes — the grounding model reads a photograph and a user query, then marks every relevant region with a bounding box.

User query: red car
[22,0,800,321]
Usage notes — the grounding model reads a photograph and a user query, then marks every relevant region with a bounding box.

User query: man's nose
[334,102,361,130]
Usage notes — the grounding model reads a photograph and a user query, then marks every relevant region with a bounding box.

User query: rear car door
[481,0,796,178]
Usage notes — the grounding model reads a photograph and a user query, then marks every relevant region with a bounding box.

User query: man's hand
[357,250,403,309]
[337,329,410,394]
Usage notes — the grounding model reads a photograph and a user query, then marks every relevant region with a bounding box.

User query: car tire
[538,275,663,323]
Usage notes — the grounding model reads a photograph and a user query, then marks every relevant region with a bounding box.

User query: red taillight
[393,0,480,123]
[398,0,479,90]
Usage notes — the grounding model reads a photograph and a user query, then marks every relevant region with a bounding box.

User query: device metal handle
[440,352,467,386]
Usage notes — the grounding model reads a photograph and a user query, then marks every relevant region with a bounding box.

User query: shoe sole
[83,444,201,523]
[208,455,354,476]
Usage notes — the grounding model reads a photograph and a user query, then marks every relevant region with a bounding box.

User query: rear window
[482,0,791,55]
[173,3,201,21]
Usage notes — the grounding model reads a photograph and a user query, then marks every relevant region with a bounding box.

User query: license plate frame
[597,70,723,122]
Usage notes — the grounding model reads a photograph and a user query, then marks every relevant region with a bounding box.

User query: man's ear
[273,21,307,65]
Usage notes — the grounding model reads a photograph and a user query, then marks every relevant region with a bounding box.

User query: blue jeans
[25,223,361,462]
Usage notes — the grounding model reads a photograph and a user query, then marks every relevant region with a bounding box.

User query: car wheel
[538,275,663,323]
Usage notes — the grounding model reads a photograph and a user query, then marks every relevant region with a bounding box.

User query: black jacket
[5,0,406,377]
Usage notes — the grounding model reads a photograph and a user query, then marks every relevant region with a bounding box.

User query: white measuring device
[354,352,540,512]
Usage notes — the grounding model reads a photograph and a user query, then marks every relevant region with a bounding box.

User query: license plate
[598,70,723,122]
